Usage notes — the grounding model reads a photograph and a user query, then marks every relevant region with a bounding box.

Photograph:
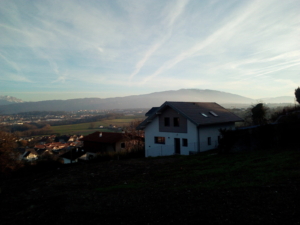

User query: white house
[137,101,243,157]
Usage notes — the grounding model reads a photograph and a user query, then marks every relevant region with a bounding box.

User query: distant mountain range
[0,95,23,105]
[0,89,295,114]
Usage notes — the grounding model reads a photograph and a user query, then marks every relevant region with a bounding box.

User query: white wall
[145,116,236,157]
[145,118,198,157]
[198,123,235,152]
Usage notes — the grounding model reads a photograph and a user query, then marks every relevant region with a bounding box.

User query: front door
[174,138,180,154]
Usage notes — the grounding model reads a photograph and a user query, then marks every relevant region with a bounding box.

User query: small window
[208,137,211,145]
[173,117,180,127]
[164,117,170,126]
[155,137,165,144]
[182,138,188,147]
[201,113,208,117]
[209,111,218,117]
[121,142,125,148]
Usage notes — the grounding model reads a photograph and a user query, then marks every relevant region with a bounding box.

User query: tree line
[219,87,300,152]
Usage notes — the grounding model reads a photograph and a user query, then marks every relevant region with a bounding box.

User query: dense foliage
[251,103,268,125]
[295,87,300,104]
[0,131,22,173]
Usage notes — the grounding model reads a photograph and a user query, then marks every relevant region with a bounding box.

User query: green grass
[94,149,300,192]
[50,117,142,135]
[171,149,300,189]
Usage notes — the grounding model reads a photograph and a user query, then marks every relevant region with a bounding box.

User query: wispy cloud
[0,73,33,83]
[0,0,299,100]
[141,0,267,84]
[129,0,189,81]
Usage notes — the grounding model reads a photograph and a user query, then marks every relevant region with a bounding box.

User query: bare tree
[0,131,22,173]
[122,120,144,152]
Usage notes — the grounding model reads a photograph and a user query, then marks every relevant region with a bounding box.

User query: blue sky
[0,0,299,101]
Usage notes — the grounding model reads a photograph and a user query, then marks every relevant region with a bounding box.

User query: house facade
[80,132,140,159]
[137,101,243,157]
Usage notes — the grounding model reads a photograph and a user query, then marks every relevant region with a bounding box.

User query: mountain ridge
[0,89,294,114]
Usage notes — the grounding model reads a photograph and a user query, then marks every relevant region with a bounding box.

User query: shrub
[0,131,23,174]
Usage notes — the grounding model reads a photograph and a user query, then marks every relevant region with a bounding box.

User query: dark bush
[218,122,300,152]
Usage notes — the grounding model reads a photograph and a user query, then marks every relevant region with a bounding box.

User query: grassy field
[2,148,300,224]
[94,148,300,191]
[171,149,300,189]
[50,116,144,135]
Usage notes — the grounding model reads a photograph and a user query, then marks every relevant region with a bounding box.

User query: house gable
[158,106,187,133]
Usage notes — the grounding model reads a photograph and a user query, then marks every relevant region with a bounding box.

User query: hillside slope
[1,149,300,224]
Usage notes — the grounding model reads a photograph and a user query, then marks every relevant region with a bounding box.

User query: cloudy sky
[0,0,299,101]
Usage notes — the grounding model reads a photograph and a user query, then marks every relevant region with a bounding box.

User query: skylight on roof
[209,111,218,117]
[201,113,208,117]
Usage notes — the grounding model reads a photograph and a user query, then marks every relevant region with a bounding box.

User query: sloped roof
[80,132,124,143]
[22,148,38,158]
[60,148,86,160]
[137,101,243,130]
[145,107,160,116]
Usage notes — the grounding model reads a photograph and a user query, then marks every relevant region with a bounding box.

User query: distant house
[44,142,70,152]
[67,135,84,142]
[60,148,86,164]
[34,144,46,151]
[17,148,39,161]
[38,136,49,145]
[137,101,243,157]
[55,135,71,143]
[80,132,140,159]
[22,149,38,161]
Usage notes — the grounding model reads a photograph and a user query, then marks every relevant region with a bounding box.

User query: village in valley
[3,95,299,168]
[1,100,254,167]
[2,108,146,166]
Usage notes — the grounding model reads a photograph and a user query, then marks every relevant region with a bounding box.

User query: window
[209,111,218,117]
[173,117,180,127]
[164,117,170,126]
[207,137,211,145]
[182,138,188,147]
[155,136,165,144]
[121,142,125,148]
[201,113,208,117]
